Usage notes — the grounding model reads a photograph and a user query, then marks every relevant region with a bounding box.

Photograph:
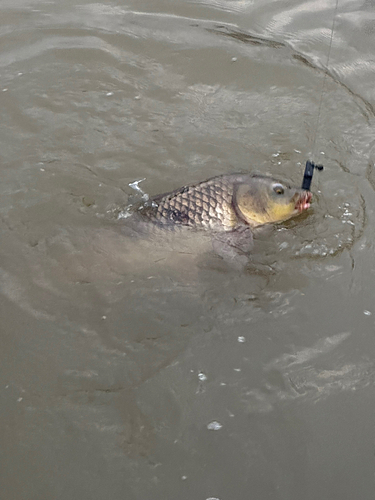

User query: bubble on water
[364,310,372,316]
[207,421,222,431]
[237,336,245,343]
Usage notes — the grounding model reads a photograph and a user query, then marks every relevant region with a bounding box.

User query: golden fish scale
[142,176,238,230]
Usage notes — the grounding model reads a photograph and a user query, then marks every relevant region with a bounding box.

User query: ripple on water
[1,2,375,499]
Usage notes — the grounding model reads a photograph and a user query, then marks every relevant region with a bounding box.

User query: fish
[136,173,312,232]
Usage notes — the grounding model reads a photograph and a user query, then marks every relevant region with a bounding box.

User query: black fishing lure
[302,160,323,191]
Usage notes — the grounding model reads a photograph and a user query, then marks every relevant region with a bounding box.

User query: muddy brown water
[1,1,375,499]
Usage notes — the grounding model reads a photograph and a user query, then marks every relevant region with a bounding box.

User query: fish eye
[273,184,284,195]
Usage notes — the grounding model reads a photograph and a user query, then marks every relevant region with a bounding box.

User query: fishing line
[302,0,340,190]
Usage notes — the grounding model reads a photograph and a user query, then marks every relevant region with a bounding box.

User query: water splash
[129,178,149,201]
[117,178,154,219]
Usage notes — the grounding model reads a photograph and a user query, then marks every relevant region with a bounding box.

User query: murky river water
[1,1,375,498]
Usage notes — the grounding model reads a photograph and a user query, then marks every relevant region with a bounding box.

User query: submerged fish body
[137,173,311,232]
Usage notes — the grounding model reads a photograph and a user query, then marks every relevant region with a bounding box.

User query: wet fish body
[140,174,239,231]
[137,173,311,232]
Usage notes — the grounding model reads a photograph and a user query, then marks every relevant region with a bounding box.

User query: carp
[137,173,311,231]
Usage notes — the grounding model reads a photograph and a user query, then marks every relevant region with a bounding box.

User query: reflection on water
[1,1,375,499]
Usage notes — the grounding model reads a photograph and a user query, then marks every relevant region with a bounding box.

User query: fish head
[234,175,312,227]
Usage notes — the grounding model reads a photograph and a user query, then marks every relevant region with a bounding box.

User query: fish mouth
[295,191,312,212]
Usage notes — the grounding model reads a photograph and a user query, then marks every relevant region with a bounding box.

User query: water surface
[1,1,375,499]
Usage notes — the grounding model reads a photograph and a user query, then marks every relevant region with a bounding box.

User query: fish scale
[139,175,239,231]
